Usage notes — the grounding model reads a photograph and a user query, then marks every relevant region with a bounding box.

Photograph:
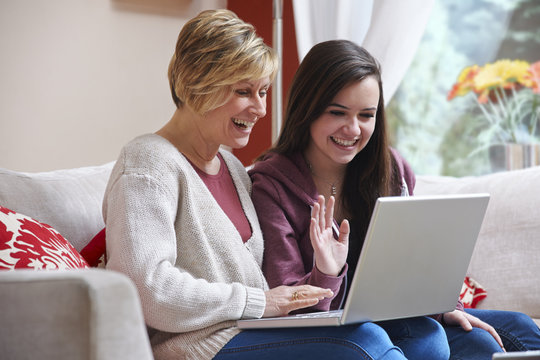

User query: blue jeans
[214,316,449,360]
[445,309,540,360]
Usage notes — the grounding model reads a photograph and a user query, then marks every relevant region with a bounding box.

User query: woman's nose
[344,116,362,136]
[250,95,266,118]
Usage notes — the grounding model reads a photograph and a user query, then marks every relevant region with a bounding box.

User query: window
[387,0,540,176]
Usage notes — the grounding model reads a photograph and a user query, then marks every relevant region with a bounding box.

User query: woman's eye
[236,90,249,96]
[359,113,375,119]
[329,110,345,116]
[259,90,267,97]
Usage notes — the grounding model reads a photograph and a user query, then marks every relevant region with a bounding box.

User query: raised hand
[263,284,334,317]
[309,195,349,277]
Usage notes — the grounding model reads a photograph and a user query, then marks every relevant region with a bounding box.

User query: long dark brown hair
[269,40,401,237]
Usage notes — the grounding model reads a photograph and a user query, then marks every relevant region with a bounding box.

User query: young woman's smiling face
[203,77,270,150]
[306,76,380,170]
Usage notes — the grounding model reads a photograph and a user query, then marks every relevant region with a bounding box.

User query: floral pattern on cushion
[459,276,487,308]
[0,205,89,270]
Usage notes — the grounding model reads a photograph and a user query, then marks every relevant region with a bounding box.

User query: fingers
[310,199,323,234]
[485,325,505,351]
[312,195,332,231]
[311,195,338,233]
[264,285,334,317]
[338,219,350,245]
[288,285,333,312]
[465,313,505,351]
[325,196,335,229]
[441,310,472,331]
[457,313,473,332]
[309,218,321,251]
[317,195,326,230]
[291,285,333,301]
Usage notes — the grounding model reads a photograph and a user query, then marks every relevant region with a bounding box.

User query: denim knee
[341,322,405,359]
[506,311,538,329]
[452,326,503,354]
[381,317,449,360]
[421,318,450,360]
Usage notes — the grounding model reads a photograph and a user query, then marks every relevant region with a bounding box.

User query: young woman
[104,11,413,360]
[249,39,540,359]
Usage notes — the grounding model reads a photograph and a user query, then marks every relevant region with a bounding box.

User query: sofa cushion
[0,162,114,252]
[80,228,106,267]
[415,166,540,320]
[459,276,487,308]
[0,206,89,270]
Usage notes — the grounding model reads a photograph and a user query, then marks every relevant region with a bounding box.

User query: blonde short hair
[168,9,279,114]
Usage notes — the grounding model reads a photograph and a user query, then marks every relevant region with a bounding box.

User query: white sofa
[1,162,539,359]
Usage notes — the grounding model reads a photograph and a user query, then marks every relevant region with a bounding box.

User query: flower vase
[489,143,540,172]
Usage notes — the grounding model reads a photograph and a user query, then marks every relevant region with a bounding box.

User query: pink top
[192,153,252,243]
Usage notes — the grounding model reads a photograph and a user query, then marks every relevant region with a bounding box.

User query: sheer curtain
[292,0,434,104]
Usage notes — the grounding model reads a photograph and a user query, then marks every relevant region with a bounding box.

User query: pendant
[331,184,337,196]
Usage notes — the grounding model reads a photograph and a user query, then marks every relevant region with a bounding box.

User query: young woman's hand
[263,285,333,317]
[443,310,505,351]
[310,195,349,277]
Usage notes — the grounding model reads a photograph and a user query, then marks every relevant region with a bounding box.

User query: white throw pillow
[0,162,114,251]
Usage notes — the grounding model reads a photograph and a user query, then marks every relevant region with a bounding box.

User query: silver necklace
[306,161,338,196]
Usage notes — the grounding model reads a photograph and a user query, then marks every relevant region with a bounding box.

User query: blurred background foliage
[387,0,540,176]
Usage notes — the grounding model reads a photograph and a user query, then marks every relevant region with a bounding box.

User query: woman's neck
[156,108,221,175]
[303,150,347,215]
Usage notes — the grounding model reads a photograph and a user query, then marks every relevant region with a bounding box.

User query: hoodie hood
[249,152,318,208]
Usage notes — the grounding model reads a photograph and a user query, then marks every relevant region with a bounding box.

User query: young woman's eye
[359,113,375,119]
[329,110,345,116]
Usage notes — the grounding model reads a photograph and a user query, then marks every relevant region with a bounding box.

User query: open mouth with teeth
[232,118,255,130]
[330,136,359,147]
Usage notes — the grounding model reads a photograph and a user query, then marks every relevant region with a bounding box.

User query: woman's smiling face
[306,76,380,169]
[203,77,270,150]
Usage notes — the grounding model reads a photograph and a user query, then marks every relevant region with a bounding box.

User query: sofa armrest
[0,269,153,360]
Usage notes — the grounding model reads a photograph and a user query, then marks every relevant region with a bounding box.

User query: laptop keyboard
[289,310,343,319]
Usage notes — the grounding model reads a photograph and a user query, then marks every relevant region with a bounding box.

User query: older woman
[103,10,407,360]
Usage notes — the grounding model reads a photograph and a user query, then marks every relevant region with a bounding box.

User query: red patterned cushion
[0,205,89,270]
[459,276,487,308]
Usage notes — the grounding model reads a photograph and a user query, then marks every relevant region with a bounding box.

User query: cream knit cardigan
[103,134,268,360]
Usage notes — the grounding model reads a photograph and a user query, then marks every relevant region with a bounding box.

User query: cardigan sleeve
[250,173,344,312]
[104,168,266,333]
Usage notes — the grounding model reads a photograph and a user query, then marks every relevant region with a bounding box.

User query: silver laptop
[493,351,540,359]
[237,193,490,329]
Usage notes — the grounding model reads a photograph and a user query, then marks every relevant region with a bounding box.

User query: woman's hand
[310,195,349,276]
[263,285,334,317]
[443,310,505,351]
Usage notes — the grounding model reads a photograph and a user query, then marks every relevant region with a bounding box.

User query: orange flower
[447,65,480,100]
[526,61,540,94]
[447,59,540,145]
[449,59,537,103]
[473,59,530,103]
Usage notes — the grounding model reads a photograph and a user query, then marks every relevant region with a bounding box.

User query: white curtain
[292,0,434,104]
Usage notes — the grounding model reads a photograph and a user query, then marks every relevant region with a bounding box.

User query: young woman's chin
[328,146,361,165]
[331,155,357,166]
